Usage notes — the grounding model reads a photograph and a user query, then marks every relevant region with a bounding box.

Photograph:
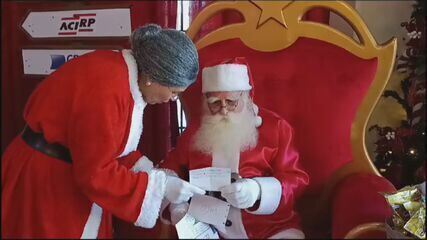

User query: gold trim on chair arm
[344,222,386,239]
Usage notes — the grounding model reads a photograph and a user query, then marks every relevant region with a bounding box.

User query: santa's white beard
[192,101,258,159]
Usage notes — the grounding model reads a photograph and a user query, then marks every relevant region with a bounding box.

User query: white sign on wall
[22,49,96,75]
[22,8,131,38]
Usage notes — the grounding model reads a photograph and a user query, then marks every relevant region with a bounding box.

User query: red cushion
[183,37,378,193]
[332,173,396,238]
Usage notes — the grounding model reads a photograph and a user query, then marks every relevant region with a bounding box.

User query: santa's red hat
[201,57,262,127]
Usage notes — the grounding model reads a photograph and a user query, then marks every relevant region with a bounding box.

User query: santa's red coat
[2,50,166,238]
[160,108,309,239]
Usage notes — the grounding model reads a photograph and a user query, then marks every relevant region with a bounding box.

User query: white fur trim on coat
[80,50,148,238]
[202,64,252,93]
[131,156,154,173]
[80,203,103,239]
[118,50,147,158]
[134,169,167,228]
[246,177,282,215]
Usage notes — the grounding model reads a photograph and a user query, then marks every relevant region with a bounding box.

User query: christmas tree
[369,0,425,189]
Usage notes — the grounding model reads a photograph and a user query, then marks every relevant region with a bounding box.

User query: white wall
[330,1,413,54]
[354,0,414,54]
[329,1,357,40]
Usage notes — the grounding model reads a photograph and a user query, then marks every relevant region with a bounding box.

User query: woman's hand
[165,176,205,204]
[220,178,260,209]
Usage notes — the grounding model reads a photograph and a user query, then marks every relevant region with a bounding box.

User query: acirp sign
[59,13,96,35]
[22,9,131,38]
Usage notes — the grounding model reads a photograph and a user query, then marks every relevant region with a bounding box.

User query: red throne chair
[180,1,398,238]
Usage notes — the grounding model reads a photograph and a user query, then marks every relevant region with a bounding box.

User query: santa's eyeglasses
[206,93,242,114]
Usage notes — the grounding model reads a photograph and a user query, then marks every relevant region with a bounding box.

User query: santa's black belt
[21,126,72,164]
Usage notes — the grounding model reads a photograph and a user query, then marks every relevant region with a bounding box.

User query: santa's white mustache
[192,99,258,155]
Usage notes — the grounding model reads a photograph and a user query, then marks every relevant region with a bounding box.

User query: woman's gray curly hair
[130,24,199,88]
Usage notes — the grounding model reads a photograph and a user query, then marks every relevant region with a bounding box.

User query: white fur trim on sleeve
[134,169,167,228]
[159,168,178,177]
[131,156,154,173]
[246,177,282,215]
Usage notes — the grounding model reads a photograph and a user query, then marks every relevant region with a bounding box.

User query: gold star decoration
[250,1,294,28]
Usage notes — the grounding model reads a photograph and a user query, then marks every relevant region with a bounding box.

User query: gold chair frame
[185,1,396,203]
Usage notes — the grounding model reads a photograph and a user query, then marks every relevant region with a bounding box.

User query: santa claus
[159,57,310,239]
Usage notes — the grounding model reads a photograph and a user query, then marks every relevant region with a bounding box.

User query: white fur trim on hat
[255,116,263,128]
[202,64,252,93]
[134,169,167,228]
[252,103,262,128]
[246,177,281,215]
[253,104,259,115]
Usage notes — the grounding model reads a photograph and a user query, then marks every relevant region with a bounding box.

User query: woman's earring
[171,95,179,101]
[145,81,152,86]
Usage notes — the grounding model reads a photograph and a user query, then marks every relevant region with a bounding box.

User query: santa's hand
[220,178,261,209]
[165,176,205,204]
[170,202,189,225]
